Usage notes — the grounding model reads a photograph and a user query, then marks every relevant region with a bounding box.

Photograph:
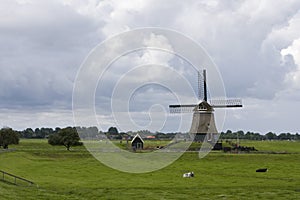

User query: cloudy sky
[1,0,300,134]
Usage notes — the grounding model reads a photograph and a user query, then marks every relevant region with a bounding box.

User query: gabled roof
[193,101,214,111]
[131,134,144,143]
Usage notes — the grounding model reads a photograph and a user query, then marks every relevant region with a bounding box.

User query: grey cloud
[0,0,101,109]
[1,0,300,133]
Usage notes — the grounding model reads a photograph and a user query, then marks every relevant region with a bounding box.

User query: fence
[0,170,35,187]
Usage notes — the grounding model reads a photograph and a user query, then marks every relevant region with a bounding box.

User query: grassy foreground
[0,139,299,200]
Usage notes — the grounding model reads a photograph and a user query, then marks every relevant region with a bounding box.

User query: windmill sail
[169,104,197,113]
[198,70,202,100]
[203,69,207,101]
[197,69,207,102]
[210,99,243,108]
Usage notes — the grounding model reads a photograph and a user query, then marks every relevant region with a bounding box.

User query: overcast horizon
[1,0,300,134]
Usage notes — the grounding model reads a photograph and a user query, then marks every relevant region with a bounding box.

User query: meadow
[0,139,299,200]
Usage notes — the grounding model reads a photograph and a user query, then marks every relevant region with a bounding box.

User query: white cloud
[141,33,174,65]
[282,38,300,66]
[281,38,300,89]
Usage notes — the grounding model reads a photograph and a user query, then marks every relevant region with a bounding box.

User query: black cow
[256,168,268,172]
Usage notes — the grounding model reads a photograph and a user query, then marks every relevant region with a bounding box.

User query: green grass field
[0,139,299,199]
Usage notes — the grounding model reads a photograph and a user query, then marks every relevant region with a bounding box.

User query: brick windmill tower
[169,69,242,142]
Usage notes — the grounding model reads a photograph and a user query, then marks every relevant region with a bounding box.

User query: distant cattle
[213,142,223,150]
[183,172,194,178]
[223,147,232,152]
[234,146,257,152]
[256,168,268,172]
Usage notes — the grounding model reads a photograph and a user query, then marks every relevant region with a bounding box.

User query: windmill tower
[169,69,242,142]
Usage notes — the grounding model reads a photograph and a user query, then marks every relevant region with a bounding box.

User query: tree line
[11,127,300,141]
[220,130,300,140]
[1,126,299,150]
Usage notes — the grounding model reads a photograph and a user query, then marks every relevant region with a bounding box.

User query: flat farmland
[0,139,299,200]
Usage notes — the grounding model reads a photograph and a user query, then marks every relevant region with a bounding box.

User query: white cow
[183,172,194,178]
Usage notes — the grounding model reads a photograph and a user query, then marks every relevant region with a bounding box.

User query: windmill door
[207,133,212,141]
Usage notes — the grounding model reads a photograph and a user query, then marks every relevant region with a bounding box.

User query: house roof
[146,135,156,139]
[131,134,144,143]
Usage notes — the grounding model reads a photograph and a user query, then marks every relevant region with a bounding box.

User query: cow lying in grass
[256,168,268,172]
[183,172,194,178]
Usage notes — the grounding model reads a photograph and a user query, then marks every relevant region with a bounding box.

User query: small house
[131,134,144,150]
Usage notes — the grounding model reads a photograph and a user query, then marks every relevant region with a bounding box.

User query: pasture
[0,139,299,199]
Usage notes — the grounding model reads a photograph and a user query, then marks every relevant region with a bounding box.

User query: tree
[23,128,34,138]
[266,132,277,140]
[0,128,19,149]
[278,133,289,140]
[76,126,99,139]
[48,127,82,151]
[236,130,245,139]
[108,127,119,134]
[106,127,121,140]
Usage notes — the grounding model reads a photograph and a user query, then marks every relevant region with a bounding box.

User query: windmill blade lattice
[198,71,203,101]
[210,99,243,108]
[169,104,197,113]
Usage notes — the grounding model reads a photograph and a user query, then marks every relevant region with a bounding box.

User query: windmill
[169,69,242,142]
